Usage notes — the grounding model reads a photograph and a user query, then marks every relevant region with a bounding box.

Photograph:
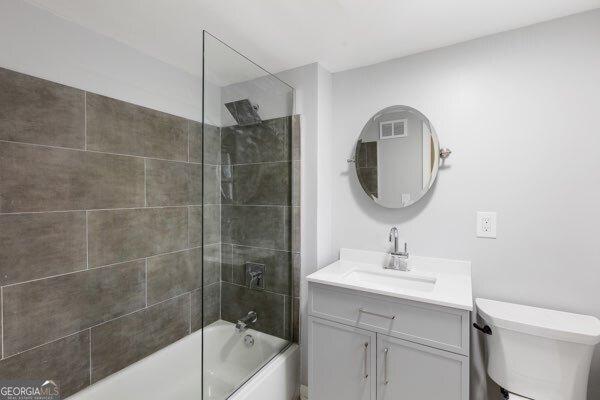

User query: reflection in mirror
[355,105,439,208]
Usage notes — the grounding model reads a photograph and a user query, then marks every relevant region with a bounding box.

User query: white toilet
[476,298,600,400]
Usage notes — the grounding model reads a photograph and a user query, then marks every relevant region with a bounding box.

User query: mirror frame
[353,105,442,209]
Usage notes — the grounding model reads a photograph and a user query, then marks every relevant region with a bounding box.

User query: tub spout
[235,311,257,333]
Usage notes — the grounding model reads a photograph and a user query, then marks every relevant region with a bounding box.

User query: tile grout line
[2,329,86,362]
[0,139,291,167]
[0,139,201,164]
[187,206,190,248]
[1,246,203,290]
[85,211,89,269]
[93,291,192,330]
[220,242,294,254]
[0,205,196,216]
[225,281,288,298]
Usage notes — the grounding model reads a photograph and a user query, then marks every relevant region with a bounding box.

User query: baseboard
[300,385,308,400]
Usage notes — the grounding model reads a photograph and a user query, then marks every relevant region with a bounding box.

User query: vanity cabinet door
[377,334,469,400]
[309,317,376,400]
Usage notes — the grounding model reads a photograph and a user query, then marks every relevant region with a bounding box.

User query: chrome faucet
[235,311,258,333]
[385,227,409,271]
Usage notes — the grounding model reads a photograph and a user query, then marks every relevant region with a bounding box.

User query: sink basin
[341,269,436,292]
[306,248,473,310]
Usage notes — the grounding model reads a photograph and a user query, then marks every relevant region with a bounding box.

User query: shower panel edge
[201,30,298,400]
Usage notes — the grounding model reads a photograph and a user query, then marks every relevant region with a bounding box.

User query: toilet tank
[476,298,600,400]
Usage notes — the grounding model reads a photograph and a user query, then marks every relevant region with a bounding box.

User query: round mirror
[354,105,441,208]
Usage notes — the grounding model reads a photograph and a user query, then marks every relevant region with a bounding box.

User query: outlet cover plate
[477,211,497,238]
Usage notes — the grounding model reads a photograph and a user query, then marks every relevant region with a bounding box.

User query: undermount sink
[306,248,473,310]
[341,269,436,292]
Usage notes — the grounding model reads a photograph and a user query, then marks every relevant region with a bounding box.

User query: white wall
[316,65,335,269]
[0,0,222,124]
[276,63,334,386]
[331,10,600,399]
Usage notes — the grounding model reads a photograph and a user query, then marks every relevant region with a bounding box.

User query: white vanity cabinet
[376,334,469,400]
[308,317,376,400]
[307,248,473,400]
[308,283,470,400]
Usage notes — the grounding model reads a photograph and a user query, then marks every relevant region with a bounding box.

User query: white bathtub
[71,320,299,400]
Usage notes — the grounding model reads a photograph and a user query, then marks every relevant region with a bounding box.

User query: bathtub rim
[227,342,299,400]
[67,319,295,400]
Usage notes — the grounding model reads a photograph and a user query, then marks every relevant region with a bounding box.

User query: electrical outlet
[477,212,497,238]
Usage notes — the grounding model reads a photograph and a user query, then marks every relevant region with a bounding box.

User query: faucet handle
[396,242,408,257]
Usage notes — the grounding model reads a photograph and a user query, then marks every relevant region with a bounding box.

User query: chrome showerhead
[225,99,262,126]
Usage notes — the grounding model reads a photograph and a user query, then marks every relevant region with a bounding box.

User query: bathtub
[71,320,299,400]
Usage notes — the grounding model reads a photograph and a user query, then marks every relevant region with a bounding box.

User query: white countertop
[307,248,473,311]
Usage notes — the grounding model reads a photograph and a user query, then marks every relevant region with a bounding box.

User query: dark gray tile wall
[221,282,286,338]
[221,205,288,250]
[199,283,221,331]
[87,207,188,267]
[0,67,219,397]
[0,67,301,395]
[0,332,90,398]
[198,124,221,165]
[188,121,203,163]
[146,159,202,206]
[0,141,145,213]
[0,68,85,149]
[228,246,291,295]
[90,295,190,382]
[203,244,222,286]
[146,248,202,305]
[0,212,86,286]
[3,260,146,356]
[203,204,221,245]
[86,93,188,161]
[228,162,290,206]
[220,116,301,342]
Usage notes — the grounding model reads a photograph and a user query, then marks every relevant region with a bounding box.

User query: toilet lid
[476,298,600,345]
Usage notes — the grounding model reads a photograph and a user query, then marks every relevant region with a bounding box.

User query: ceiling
[25,0,600,76]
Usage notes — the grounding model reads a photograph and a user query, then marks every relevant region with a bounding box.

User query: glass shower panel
[202,31,294,400]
